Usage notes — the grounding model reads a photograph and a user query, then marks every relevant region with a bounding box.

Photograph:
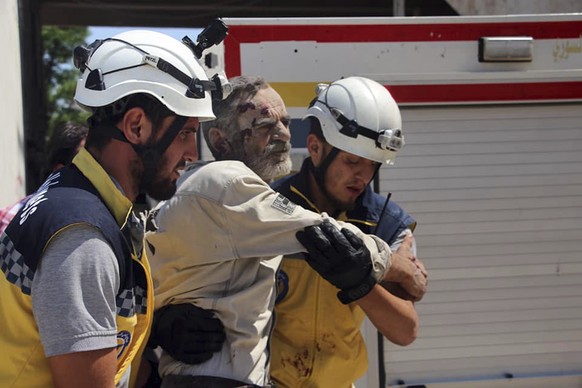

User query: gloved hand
[150,304,226,364]
[296,220,377,304]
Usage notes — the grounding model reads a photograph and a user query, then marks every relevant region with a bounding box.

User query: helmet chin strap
[92,115,188,171]
[371,163,382,183]
[308,146,339,215]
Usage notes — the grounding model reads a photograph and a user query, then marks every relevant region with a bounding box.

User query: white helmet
[304,76,404,164]
[74,29,216,121]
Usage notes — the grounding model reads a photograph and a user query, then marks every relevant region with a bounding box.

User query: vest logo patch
[116,330,131,358]
[19,172,61,225]
[276,269,289,304]
[271,194,296,215]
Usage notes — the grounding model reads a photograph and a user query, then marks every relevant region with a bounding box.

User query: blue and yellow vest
[270,158,416,387]
[0,149,153,387]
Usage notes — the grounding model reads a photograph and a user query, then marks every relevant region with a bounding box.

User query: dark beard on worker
[138,152,178,201]
[242,140,293,182]
[321,176,357,213]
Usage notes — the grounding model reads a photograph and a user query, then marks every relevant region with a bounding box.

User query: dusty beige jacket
[146,160,391,385]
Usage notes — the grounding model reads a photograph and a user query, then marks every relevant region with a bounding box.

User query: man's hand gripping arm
[296,220,428,303]
[296,220,428,346]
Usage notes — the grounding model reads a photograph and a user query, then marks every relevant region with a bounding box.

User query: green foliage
[41,26,91,142]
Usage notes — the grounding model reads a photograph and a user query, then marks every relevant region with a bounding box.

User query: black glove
[150,304,226,364]
[296,220,377,304]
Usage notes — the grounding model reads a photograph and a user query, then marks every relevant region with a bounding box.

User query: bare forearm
[48,348,117,388]
[357,284,419,346]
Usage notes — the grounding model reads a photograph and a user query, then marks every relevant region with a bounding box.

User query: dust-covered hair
[201,75,270,159]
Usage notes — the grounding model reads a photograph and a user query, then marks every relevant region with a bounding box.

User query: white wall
[0,0,26,207]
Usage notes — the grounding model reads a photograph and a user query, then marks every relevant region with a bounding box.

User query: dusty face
[141,116,199,201]
[322,147,379,211]
[233,87,292,181]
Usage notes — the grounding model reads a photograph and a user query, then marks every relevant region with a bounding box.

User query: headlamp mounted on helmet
[314,99,405,153]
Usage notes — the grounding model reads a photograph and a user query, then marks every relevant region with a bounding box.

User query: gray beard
[233,140,293,182]
[246,155,292,182]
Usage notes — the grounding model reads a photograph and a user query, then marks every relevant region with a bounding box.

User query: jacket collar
[72,148,133,228]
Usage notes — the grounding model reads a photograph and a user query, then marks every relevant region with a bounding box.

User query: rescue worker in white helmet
[270,76,428,387]
[0,29,225,387]
[148,76,428,388]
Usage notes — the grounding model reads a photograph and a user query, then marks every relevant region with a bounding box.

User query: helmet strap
[371,163,382,183]
[91,115,188,171]
[308,146,340,214]
[134,115,188,171]
[314,99,404,153]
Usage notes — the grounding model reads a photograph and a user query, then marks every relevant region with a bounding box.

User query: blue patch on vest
[276,270,289,304]
[116,330,131,358]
